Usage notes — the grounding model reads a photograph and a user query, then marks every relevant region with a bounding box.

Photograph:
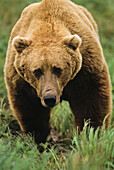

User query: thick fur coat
[4,0,111,143]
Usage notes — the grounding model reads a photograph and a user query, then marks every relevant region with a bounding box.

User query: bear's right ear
[12,36,32,53]
[62,34,82,50]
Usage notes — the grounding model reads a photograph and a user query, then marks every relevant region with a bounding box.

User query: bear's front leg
[7,80,50,144]
[66,65,112,131]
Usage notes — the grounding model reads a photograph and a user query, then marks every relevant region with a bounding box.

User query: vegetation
[0,0,114,169]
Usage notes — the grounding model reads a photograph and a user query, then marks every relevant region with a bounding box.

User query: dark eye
[53,66,62,78]
[33,68,43,79]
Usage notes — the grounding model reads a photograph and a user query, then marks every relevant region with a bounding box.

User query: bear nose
[44,95,56,107]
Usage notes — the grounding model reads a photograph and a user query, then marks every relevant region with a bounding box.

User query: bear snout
[44,94,56,108]
[40,88,60,107]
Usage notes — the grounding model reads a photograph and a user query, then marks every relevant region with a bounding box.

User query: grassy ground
[0,0,114,169]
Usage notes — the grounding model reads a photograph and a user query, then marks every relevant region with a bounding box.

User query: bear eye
[53,66,62,78]
[33,68,43,79]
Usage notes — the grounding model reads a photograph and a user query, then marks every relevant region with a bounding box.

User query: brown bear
[4,0,112,143]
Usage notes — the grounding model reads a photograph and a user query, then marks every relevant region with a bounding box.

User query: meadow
[0,0,114,169]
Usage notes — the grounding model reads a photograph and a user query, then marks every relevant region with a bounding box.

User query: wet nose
[44,95,56,107]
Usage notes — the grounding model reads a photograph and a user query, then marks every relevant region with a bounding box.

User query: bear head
[12,34,82,107]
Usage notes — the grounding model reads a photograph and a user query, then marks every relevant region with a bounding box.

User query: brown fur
[4,0,112,143]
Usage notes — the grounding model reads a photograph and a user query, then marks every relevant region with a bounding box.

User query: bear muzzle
[44,94,56,107]
[41,89,60,108]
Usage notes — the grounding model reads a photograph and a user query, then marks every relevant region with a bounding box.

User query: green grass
[0,0,114,169]
[0,100,114,169]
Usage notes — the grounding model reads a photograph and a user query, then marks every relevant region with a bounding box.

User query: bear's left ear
[12,36,32,53]
[63,34,82,50]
